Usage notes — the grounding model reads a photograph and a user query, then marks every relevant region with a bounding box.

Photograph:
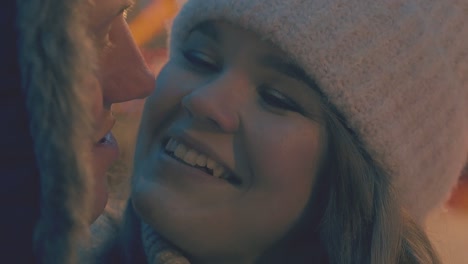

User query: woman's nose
[181,74,246,133]
[99,17,154,104]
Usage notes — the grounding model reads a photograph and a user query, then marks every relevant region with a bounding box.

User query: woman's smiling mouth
[163,137,242,185]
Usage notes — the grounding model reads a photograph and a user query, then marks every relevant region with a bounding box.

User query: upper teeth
[165,138,227,179]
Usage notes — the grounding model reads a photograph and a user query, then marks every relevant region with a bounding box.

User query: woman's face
[133,21,327,263]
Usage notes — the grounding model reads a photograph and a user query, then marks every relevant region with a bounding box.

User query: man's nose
[181,73,249,133]
[99,17,154,104]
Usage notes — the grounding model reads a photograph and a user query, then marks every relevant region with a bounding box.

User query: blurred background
[109,1,468,263]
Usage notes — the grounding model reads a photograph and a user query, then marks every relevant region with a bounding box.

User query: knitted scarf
[141,222,190,264]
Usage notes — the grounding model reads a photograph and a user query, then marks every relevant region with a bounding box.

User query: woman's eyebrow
[188,21,221,43]
[260,55,319,90]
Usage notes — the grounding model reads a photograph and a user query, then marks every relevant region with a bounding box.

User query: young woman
[108,0,466,263]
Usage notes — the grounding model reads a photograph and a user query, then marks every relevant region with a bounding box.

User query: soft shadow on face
[87,0,155,222]
[132,21,327,263]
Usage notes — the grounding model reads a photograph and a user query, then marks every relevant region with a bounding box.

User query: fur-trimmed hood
[1,0,96,263]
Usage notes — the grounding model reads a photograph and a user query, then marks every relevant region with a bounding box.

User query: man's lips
[98,131,118,146]
[94,116,116,144]
[93,131,119,167]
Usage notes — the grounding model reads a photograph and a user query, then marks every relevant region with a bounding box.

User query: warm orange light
[448,168,468,213]
[129,0,178,46]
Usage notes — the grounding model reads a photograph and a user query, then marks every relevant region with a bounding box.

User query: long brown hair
[324,102,440,263]
[261,101,441,263]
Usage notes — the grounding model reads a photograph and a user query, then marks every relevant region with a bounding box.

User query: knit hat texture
[170,0,468,221]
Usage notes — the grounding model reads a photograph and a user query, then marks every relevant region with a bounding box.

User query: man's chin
[90,191,108,224]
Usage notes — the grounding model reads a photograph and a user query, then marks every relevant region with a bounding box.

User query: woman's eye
[259,85,303,113]
[183,49,219,72]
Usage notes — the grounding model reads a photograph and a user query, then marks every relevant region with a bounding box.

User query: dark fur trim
[17,0,96,262]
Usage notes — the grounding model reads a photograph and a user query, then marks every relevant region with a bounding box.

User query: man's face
[87,0,154,221]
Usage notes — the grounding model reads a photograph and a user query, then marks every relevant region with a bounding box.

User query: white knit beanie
[169,0,468,221]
